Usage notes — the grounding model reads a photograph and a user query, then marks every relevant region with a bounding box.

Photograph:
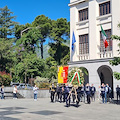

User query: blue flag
[72,31,76,51]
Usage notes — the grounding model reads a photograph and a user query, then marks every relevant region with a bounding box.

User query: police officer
[116,85,120,103]
[49,84,56,102]
[91,84,96,102]
[101,83,105,103]
[85,83,91,104]
[64,83,70,107]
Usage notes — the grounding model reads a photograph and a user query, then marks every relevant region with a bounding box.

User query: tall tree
[0,6,17,72]
[50,18,70,65]
[32,15,52,59]
[0,6,17,38]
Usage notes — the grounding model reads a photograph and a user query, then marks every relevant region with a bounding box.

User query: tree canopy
[0,6,70,85]
[110,23,120,80]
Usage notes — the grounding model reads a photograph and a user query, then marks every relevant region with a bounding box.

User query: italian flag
[101,26,108,48]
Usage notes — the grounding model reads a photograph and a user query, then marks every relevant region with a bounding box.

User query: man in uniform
[91,84,96,102]
[49,84,56,102]
[64,83,71,107]
[85,83,91,104]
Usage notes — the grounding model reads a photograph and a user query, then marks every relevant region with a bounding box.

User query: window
[79,34,89,54]
[79,8,88,21]
[99,1,110,16]
[100,29,112,52]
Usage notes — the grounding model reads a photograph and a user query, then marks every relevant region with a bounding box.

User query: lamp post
[21,26,40,36]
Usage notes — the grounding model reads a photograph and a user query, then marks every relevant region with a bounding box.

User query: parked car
[17,83,33,90]
[10,82,19,87]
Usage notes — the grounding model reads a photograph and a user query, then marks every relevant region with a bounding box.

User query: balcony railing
[98,51,113,58]
[77,54,89,60]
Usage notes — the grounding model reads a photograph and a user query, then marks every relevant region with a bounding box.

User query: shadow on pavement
[109,100,120,105]
[30,110,63,115]
[0,116,20,120]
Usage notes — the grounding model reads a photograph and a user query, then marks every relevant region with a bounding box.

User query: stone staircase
[3,87,24,99]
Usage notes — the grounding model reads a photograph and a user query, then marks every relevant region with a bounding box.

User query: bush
[0,71,12,86]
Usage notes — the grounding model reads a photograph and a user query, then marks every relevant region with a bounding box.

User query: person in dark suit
[85,83,91,104]
[101,83,105,103]
[64,83,70,107]
[49,84,56,102]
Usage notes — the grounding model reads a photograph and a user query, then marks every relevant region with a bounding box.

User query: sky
[0,0,70,25]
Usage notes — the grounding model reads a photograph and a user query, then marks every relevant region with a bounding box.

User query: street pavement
[0,98,120,120]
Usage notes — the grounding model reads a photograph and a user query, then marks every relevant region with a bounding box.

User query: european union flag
[72,31,76,51]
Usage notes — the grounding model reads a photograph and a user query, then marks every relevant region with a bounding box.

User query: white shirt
[13,87,17,93]
[33,87,38,94]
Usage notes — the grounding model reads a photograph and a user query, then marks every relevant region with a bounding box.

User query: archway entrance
[97,65,113,97]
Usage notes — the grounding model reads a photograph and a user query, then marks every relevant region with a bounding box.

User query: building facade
[68,0,120,94]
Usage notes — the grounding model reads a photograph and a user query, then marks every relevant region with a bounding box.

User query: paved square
[0,98,120,120]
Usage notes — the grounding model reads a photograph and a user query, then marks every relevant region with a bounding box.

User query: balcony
[98,51,113,59]
[77,54,89,60]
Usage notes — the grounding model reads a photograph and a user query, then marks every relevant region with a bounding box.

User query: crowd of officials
[49,83,120,107]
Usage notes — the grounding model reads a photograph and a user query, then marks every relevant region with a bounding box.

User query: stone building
[68,0,120,95]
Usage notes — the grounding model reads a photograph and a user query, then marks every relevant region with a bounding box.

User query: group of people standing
[98,83,112,103]
[49,83,96,107]
[49,82,120,107]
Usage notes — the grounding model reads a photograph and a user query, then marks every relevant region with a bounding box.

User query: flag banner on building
[70,72,81,85]
[101,25,108,48]
[72,31,76,51]
[58,66,69,83]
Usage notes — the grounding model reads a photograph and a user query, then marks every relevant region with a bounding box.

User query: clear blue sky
[0,0,70,25]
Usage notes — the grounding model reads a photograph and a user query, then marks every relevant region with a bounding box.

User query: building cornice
[68,58,114,65]
[68,0,88,7]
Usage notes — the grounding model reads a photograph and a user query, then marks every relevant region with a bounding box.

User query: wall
[4,87,50,98]
[18,89,50,98]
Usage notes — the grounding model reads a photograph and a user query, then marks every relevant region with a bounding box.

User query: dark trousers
[72,94,76,103]
[63,93,65,102]
[87,94,91,104]
[91,93,95,101]
[101,93,105,103]
[117,93,120,102]
[76,93,81,105]
[65,93,70,106]
[59,92,63,102]
[80,93,85,102]
[51,92,55,102]
[13,93,17,98]
[57,92,60,100]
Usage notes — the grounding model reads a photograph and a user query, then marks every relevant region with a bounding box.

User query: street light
[21,26,41,36]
